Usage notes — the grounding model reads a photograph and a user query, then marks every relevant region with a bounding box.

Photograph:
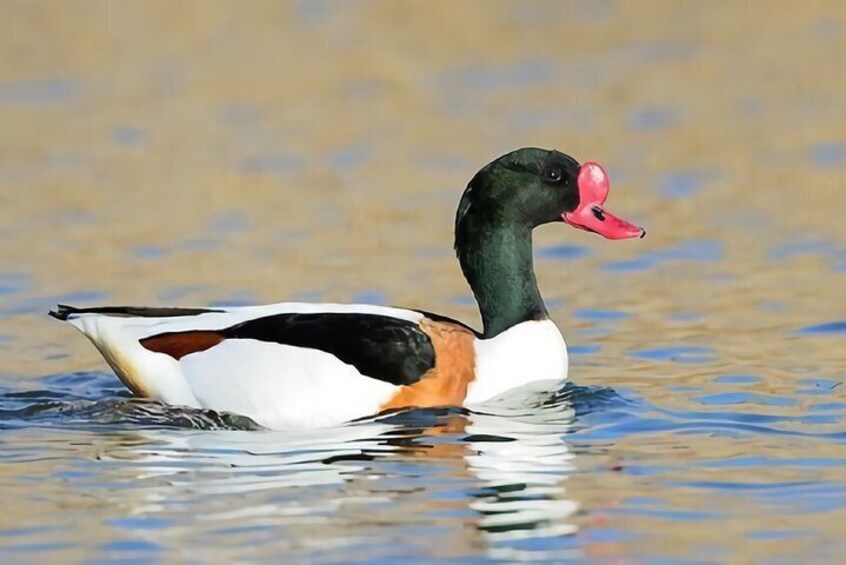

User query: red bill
[562,162,645,240]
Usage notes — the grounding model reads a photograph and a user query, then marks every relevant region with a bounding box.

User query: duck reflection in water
[93,382,582,559]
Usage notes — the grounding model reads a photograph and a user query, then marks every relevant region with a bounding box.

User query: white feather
[64,302,419,426]
[180,340,398,429]
[466,319,568,405]
[69,314,201,405]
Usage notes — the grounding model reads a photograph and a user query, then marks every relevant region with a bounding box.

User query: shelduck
[50,148,645,429]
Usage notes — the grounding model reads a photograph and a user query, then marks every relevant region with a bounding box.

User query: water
[1,1,846,562]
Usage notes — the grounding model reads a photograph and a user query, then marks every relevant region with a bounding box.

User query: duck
[50,147,644,429]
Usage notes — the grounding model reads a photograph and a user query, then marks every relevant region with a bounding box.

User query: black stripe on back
[221,312,435,386]
[49,304,222,320]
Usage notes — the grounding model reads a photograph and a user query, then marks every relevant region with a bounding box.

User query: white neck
[465,319,568,405]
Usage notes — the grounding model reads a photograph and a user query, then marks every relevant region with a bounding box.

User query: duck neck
[457,217,547,339]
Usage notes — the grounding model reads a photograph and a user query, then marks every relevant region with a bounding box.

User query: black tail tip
[48,304,76,321]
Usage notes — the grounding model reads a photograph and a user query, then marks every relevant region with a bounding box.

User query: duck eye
[542,167,564,184]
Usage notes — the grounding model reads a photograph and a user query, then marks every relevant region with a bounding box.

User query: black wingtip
[48,304,76,321]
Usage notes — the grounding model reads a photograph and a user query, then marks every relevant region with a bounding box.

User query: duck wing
[142,311,437,387]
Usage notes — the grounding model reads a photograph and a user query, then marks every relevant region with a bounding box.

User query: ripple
[218,103,263,126]
[694,392,797,408]
[800,321,846,335]
[574,309,630,321]
[98,539,164,553]
[0,272,31,296]
[628,106,675,131]
[350,290,389,305]
[3,369,846,562]
[156,285,209,301]
[179,237,220,252]
[535,244,591,260]
[0,372,260,431]
[328,144,372,170]
[568,344,600,356]
[111,126,149,147]
[431,61,556,114]
[810,142,846,168]
[768,239,837,261]
[211,211,252,234]
[107,516,174,530]
[604,240,724,271]
[713,374,762,385]
[795,378,842,395]
[208,290,258,308]
[658,169,720,198]
[0,77,77,105]
[449,294,477,306]
[3,291,110,316]
[131,245,167,260]
[703,455,846,469]
[628,345,714,363]
[435,60,555,92]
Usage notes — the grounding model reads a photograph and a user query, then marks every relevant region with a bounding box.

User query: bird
[50,147,645,429]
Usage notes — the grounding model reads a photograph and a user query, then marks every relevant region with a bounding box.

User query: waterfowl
[50,148,644,429]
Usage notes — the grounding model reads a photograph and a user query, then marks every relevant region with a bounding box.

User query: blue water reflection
[604,240,724,272]
[0,78,77,105]
[628,346,714,364]
[659,169,720,198]
[111,127,149,147]
[800,321,846,335]
[575,309,630,322]
[536,244,591,260]
[810,142,846,168]
[628,106,675,131]
[0,272,31,296]
[328,144,372,170]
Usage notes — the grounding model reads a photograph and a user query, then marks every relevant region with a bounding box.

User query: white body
[65,303,568,429]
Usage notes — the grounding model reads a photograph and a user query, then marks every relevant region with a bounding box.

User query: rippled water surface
[1,1,845,562]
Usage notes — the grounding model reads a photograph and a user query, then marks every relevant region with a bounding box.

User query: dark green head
[455,148,581,248]
[455,147,645,250]
[454,147,645,337]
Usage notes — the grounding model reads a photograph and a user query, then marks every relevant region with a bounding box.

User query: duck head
[454,147,645,338]
[455,147,645,242]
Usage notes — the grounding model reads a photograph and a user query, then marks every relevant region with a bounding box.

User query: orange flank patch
[140,330,224,360]
[380,318,476,411]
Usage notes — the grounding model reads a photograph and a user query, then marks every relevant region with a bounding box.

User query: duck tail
[47,304,171,399]
[48,304,78,321]
[49,305,220,320]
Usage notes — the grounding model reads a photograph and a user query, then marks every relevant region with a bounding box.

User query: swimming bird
[50,148,644,429]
